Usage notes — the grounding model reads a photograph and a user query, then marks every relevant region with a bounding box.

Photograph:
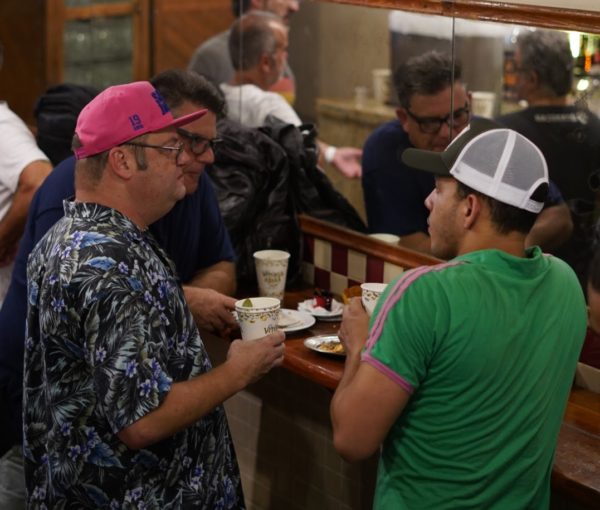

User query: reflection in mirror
[450,16,600,282]
[289,6,454,251]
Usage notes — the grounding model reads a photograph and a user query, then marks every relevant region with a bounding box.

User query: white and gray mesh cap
[402,118,549,213]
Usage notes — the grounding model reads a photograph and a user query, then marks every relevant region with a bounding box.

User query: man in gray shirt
[188,0,299,104]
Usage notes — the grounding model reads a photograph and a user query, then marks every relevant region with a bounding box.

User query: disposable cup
[253,250,290,301]
[361,282,388,316]
[235,297,281,341]
[368,233,400,245]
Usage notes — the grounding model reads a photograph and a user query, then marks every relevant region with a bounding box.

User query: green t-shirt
[363,247,586,510]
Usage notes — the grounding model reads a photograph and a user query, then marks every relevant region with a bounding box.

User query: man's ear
[259,52,272,75]
[463,193,482,229]
[396,108,409,130]
[107,147,135,181]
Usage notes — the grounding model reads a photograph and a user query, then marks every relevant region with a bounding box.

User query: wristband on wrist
[324,145,337,164]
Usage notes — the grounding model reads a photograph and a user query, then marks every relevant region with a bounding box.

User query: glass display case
[46,0,150,89]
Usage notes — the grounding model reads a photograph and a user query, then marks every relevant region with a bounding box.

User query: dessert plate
[278,309,316,333]
[304,335,346,357]
[298,298,343,321]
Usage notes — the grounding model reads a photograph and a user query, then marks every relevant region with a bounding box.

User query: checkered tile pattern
[302,234,405,296]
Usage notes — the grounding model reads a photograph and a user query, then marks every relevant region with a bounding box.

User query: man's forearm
[117,359,244,450]
[0,161,51,259]
[187,261,236,295]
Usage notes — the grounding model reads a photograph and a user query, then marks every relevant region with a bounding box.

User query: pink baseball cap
[74,81,207,160]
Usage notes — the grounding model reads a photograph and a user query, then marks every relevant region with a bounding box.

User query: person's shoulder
[365,119,406,146]
[37,157,76,201]
[496,108,530,126]
[192,30,229,56]
[392,260,466,292]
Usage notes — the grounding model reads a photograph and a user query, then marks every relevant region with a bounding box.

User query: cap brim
[169,108,208,129]
[401,147,451,176]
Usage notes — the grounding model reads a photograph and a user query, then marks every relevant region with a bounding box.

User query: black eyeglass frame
[405,103,471,134]
[176,128,223,156]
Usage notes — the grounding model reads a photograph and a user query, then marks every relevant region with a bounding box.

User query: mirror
[226,0,600,265]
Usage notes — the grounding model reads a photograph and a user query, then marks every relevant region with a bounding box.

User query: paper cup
[470,91,497,119]
[372,68,392,104]
[254,250,290,301]
[235,297,281,341]
[368,233,400,245]
[361,282,388,316]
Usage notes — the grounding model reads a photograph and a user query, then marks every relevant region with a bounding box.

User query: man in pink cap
[23,81,285,508]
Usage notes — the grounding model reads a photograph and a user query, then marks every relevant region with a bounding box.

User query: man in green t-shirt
[331,118,587,509]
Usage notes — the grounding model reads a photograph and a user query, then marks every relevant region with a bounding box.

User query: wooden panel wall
[0,0,47,125]
[152,0,234,74]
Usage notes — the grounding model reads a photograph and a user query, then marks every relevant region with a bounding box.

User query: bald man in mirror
[362,50,572,254]
[188,0,300,104]
[498,29,600,283]
[221,10,363,178]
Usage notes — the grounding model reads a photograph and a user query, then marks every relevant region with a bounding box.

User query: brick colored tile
[314,267,330,290]
[347,278,362,288]
[366,255,384,282]
[303,234,315,263]
[331,244,348,275]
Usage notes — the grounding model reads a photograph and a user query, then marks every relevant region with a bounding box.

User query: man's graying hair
[393,51,462,109]
[517,30,573,97]
[151,69,226,119]
[229,10,283,71]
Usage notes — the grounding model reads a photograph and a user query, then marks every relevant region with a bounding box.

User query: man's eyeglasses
[177,128,223,156]
[124,141,185,162]
[406,103,471,134]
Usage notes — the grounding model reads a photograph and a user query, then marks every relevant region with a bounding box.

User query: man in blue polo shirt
[362,51,572,254]
[0,69,238,507]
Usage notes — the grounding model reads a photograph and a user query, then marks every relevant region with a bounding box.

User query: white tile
[330,272,348,297]
[302,262,315,285]
[347,250,366,282]
[314,239,332,270]
[383,262,404,283]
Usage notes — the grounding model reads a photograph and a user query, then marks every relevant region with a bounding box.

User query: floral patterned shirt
[24,201,244,509]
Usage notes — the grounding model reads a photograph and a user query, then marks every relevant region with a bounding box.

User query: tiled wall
[302,234,405,296]
[203,334,379,510]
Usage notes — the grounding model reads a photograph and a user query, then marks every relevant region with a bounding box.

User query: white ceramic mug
[235,297,281,341]
[361,282,388,316]
[253,250,290,301]
[368,233,400,245]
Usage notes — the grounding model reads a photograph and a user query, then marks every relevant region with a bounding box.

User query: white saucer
[279,309,316,333]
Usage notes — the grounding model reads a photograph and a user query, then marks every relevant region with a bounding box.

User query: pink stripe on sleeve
[362,353,415,394]
[362,261,465,387]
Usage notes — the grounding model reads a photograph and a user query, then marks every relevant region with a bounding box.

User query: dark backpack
[33,83,98,165]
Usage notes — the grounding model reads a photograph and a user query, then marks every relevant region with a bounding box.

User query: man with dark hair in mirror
[363,50,573,254]
[188,0,300,104]
[498,29,600,285]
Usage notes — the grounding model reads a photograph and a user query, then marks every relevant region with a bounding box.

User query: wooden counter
[278,287,600,508]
